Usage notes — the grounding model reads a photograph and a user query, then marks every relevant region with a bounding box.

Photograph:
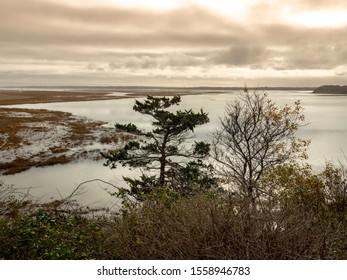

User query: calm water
[2,90,347,207]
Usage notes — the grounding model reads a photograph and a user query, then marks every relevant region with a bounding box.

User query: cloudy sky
[1,0,347,87]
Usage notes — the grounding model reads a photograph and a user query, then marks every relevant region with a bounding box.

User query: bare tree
[211,90,310,203]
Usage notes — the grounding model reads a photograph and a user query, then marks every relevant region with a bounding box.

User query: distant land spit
[313,85,347,94]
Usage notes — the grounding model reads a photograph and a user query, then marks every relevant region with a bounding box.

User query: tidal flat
[0,107,124,175]
[2,88,347,207]
[0,90,135,175]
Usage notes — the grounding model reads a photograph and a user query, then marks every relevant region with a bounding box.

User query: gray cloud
[210,45,269,67]
[0,0,247,70]
[2,0,347,86]
[279,44,347,70]
[109,53,204,70]
[0,0,237,46]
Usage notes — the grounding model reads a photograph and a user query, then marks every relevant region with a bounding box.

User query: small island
[313,85,347,94]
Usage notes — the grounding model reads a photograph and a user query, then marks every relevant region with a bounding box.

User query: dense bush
[101,168,347,260]
[0,187,106,260]
[1,161,347,260]
[0,209,105,260]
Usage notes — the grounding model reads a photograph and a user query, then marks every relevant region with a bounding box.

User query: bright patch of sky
[290,10,347,28]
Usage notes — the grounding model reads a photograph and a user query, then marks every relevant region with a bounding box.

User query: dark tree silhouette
[102,95,216,200]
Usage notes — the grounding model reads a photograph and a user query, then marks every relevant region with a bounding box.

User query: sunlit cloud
[288,10,347,28]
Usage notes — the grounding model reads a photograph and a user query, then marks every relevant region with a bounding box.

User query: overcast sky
[1,0,347,87]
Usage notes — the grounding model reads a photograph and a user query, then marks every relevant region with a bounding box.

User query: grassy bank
[0,107,126,175]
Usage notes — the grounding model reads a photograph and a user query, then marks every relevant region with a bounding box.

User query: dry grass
[0,90,124,106]
[0,108,69,149]
[0,155,74,175]
[100,133,135,144]
[0,89,208,106]
[0,158,33,175]
[0,107,122,175]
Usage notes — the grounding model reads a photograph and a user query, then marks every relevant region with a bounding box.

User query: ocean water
[2,88,347,207]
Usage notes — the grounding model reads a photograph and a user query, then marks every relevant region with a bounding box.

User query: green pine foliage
[102,95,218,201]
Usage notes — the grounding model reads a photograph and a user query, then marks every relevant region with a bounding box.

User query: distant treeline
[313,85,347,94]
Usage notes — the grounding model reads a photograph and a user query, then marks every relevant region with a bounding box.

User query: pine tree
[102,95,216,200]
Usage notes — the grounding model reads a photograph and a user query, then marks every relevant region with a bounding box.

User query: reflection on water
[2,90,347,206]
[1,159,142,209]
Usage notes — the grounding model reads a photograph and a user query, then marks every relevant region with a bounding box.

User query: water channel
[2,90,347,208]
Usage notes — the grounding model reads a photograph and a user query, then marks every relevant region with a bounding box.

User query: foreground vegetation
[1,161,347,259]
[1,91,347,259]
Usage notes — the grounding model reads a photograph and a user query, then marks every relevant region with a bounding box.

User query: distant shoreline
[0,86,315,106]
[0,90,126,106]
[0,85,316,91]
